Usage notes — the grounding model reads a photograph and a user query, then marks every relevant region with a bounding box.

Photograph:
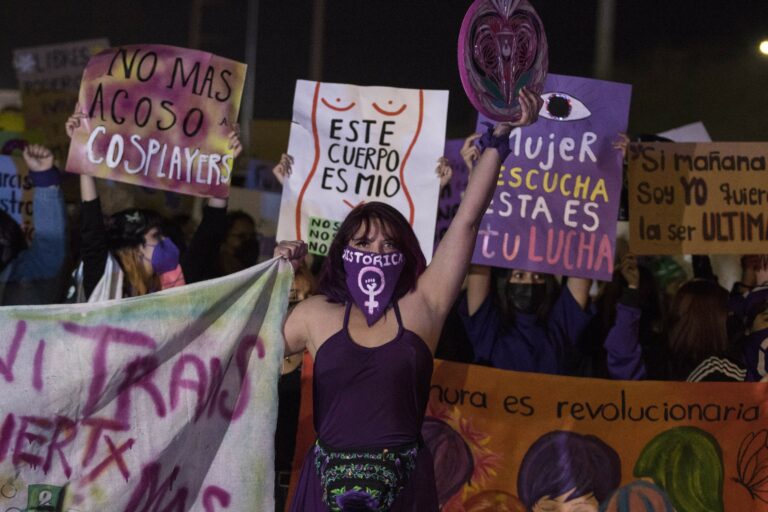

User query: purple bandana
[343,246,405,326]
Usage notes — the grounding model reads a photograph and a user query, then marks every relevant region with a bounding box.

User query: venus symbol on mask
[357,266,385,314]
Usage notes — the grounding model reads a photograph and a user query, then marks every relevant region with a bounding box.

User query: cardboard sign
[0,259,291,510]
[14,39,109,163]
[472,74,631,280]
[276,80,448,259]
[65,44,247,198]
[290,359,768,511]
[628,142,768,254]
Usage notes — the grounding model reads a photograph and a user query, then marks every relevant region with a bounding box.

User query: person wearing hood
[0,144,67,305]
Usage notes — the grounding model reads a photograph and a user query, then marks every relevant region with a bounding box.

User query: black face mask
[234,238,260,267]
[505,283,547,315]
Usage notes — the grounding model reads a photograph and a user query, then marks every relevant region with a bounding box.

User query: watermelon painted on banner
[472,74,631,281]
[66,44,247,198]
[458,0,548,122]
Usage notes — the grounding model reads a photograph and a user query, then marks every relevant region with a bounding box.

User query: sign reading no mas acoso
[66,44,246,198]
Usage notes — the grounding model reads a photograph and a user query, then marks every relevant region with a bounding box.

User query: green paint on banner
[307,216,341,256]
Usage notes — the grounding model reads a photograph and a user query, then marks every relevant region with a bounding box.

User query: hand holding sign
[461,133,482,171]
[273,239,307,270]
[272,153,294,186]
[458,0,548,122]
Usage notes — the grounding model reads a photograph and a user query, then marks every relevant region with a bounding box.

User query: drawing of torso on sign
[277,80,448,259]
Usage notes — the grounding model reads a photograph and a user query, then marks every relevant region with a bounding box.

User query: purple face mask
[343,246,405,326]
[146,238,180,275]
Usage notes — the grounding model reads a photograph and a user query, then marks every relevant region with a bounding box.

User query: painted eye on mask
[539,92,591,121]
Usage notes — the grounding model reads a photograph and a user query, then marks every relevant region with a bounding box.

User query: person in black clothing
[665,279,747,381]
[65,108,242,300]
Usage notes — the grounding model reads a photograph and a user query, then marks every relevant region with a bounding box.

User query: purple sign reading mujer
[472,74,631,281]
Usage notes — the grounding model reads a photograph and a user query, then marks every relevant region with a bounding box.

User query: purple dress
[290,302,439,511]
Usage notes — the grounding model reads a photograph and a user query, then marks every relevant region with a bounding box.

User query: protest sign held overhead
[0,258,291,511]
[14,39,109,163]
[629,142,768,254]
[291,359,768,511]
[276,80,448,258]
[458,0,548,122]
[472,74,631,281]
[65,44,247,198]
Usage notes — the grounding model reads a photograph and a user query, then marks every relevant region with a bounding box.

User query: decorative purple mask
[343,246,405,326]
[458,0,548,121]
[146,238,180,275]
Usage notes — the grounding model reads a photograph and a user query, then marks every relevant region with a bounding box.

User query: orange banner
[289,358,768,511]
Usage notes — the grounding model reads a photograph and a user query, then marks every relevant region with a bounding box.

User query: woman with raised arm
[65,107,242,300]
[277,88,542,512]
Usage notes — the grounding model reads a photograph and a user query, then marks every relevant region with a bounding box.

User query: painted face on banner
[458,0,548,121]
[343,246,405,326]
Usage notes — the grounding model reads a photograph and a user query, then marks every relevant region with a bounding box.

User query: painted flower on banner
[735,429,768,503]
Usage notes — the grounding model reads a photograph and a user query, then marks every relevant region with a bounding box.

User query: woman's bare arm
[416,88,542,319]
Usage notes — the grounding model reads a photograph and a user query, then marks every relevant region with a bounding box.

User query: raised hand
[227,123,243,159]
[435,157,453,190]
[494,86,544,136]
[274,240,308,270]
[460,133,481,171]
[65,103,87,139]
[613,132,630,160]
[272,153,294,186]
[620,252,640,289]
[22,144,54,172]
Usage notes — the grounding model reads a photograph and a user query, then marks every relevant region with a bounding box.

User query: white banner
[277,80,448,259]
[0,259,291,511]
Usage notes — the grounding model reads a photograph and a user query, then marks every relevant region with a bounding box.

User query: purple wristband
[476,122,511,161]
[29,167,61,187]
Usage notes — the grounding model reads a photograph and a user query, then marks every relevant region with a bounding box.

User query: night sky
[2,0,767,140]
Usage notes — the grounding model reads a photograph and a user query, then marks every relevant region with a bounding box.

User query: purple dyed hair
[318,202,426,304]
[517,431,621,508]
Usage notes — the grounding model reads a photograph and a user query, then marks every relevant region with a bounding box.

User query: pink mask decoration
[343,246,405,326]
[458,0,548,121]
[159,264,186,290]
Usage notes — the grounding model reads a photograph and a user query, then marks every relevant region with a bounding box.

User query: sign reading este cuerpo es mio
[66,44,246,198]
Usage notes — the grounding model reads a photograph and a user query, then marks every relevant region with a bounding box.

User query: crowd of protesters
[0,101,766,511]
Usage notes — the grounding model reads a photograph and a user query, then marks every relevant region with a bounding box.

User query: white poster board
[277,80,448,260]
